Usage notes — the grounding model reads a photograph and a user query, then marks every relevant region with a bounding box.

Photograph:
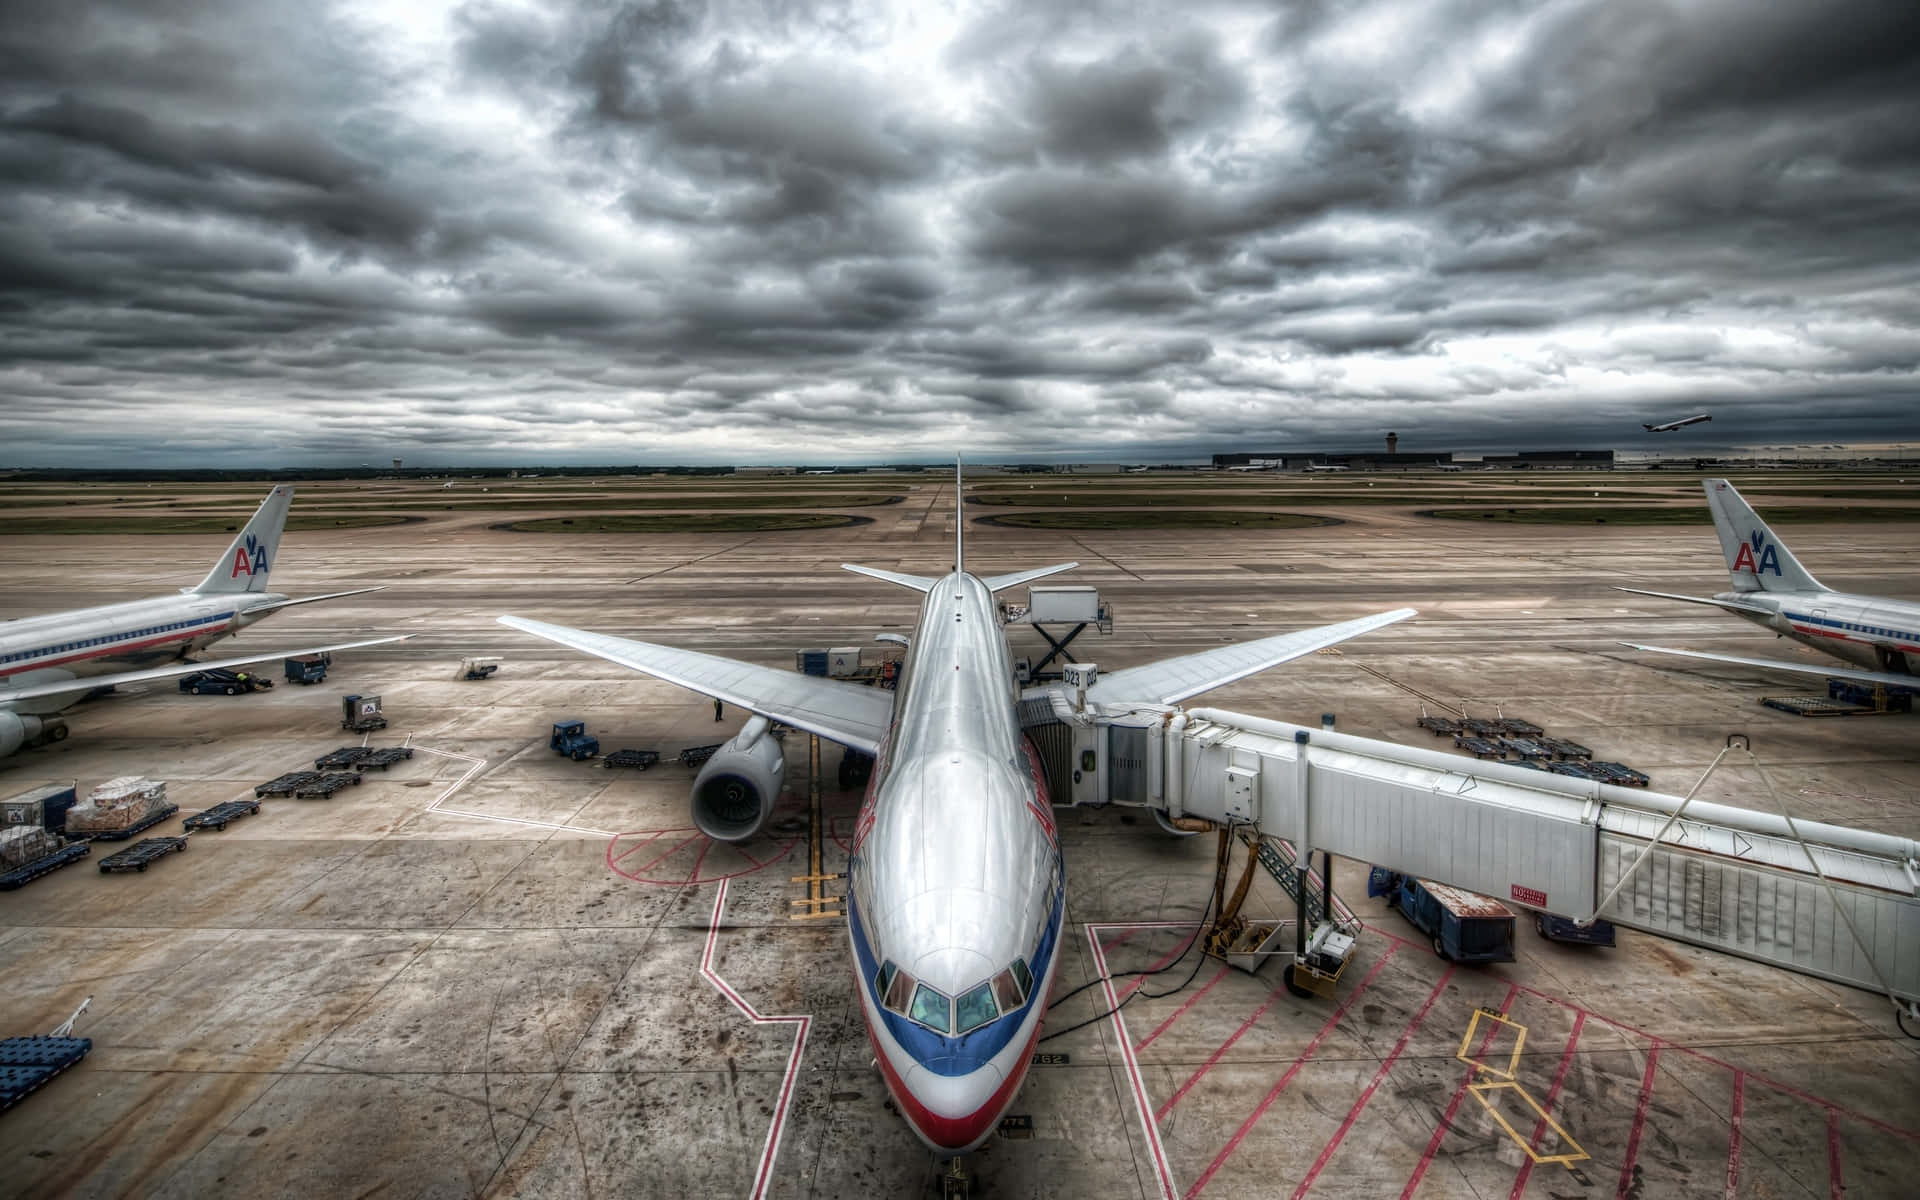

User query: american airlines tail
[1704,479,1826,595]
[190,485,293,594]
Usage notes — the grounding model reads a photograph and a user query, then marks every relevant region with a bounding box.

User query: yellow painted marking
[1467,1081,1590,1165]
[1456,1009,1528,1080]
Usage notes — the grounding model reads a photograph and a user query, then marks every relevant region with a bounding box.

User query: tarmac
[1,476,1917,1198]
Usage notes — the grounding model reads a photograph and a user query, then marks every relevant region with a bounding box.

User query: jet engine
[0,712,52,758]
[690,716,786,841]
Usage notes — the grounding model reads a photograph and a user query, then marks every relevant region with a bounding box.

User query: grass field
[498,513,869,532]
[1419,505,1920,525]
[0,514,416,534]
[975,510,1338,530]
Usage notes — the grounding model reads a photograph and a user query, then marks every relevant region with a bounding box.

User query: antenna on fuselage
[955,453,964,576]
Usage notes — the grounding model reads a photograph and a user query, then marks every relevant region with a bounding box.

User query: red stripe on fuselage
[0,625,220,679]
[863,1001,1043,1152]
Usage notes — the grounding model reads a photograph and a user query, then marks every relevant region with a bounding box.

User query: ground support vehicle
[293,773,362,799]
[1368,868,1516,963]
[183,800,261,832]
[0,843,90,891]
[550,720,600,760]
[837,749,875,789]
[256,771,322,798]
[0,1037,92,1114]
[341,694,387,732]
[354,747,414,771]
[98,836,189,873]
[458,656,501,680]
[179,668,272,695]
[1535,913,1617,946]
[603,749,660,770]
[283,654,329,685]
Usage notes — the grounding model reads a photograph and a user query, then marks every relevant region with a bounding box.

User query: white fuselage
[0,592,285,708]
[846,571,1064,1154]
[1721,588,1920,675]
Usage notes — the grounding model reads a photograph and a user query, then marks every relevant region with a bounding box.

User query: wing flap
[0,636,410,705]
[1085,608,1417,706]
[498,616,892,753]
[1617,642,1920,691]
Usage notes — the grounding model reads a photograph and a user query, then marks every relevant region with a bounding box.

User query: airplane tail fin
[191,485,293,594]
[1703,479,1825,594]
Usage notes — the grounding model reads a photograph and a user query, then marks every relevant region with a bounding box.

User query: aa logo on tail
[230,532,271,578]
[1731,530,1780,576]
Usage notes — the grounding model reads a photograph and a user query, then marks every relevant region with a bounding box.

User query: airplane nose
[901,1059,1011,1152]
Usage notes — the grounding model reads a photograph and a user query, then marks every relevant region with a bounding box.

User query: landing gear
[940,1156,970,1199]
[1899,1001,1920,1041]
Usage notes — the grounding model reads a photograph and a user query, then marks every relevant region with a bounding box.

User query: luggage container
[827,647,862,678]
[284,654,330,685]
[65,777,177,840]
[1026,586,1101,625]
[795,649,830,677]
[2,783,77,833]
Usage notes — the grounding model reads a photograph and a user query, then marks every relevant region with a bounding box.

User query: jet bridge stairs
[1020,686,1920,1030]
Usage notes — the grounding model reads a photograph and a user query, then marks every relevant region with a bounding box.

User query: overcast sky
[2,0,1917,465]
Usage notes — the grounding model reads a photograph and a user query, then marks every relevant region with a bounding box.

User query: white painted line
[1087,921,1179,1200]
[412,744,620,836]
[701,878,811,1200]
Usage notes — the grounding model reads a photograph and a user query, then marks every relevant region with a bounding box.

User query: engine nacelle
[0,711,47,758]
[690,716,786,842]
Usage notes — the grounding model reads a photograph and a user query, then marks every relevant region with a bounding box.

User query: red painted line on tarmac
[632,833,703,876]
[1724,1071,1745,1200]
[1183,946,1400,1199]
[1086,923,1177,1200]
[1399,982,1519,1200]
[1289,967,1455,1199]
[1615,1044,1663,1199]
[1507,1010,1587,1199]
[610,828,674,863]
[1826,1109,1844,1200]
[1136,965,1229,1054]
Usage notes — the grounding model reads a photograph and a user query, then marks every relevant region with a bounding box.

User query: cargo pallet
[98,836,188,873]
[603,749,661,770]
[1760,696,1884,718]
[294,773,363,799]
[1452,734,1505,759]
[256,771,321,798]
[70,805,180,843]
[0,1037,92,1114]
[183,800,261,832]
[1415,714,1462,737]
[315,747,375,770]
[678,743,722,767]
[353,747,415,771]
[0,843,91,891]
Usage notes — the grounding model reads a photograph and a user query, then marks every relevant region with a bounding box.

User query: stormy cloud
[1,0,1917,465]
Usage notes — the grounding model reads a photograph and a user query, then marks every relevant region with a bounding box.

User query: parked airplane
[1644,413,1711,432]
[1303,462,1349,472]
[499,462,1414,1155]
[0,485,403,756]
[1615,479,1920,689]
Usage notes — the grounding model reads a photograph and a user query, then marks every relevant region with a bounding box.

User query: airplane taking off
[0,485,403,756]
[499,462,1415,1155]
[1616,479,1920,690]
[1644,413,1711,432]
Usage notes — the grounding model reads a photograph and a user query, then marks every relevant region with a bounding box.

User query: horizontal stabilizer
[1086,608,1416,706]
[498,615,892,753]
[842,564,938,593]
[1612,587,1774,616]
[981,562,1079,593]
[232,586,387,614]
[0,635,410,705]
[1617,642,1920,691]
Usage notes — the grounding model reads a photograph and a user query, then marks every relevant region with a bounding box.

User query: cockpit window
[955,982,998,1034]
[876,961,897,1000]
[990,967,1024,1013]
[1011,957,1033,998]
[883,965,916,1014]
[910,983,952,1033]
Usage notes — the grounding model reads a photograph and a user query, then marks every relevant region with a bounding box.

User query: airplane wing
[1617,642,1920,691]
[842,564,938,593]
[982,562,1079,593]
[1613,587,1774,616]
[233,586,387,615]
[1085,608,1417,706]
[498,615,893,754]
[0,636,410,705]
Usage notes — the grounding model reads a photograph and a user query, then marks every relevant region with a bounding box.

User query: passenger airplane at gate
[1615,479,1920,690]
[498,462,1415,1154]
[0,486,403,757]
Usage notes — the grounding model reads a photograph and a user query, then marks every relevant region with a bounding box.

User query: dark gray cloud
[0,0,1917,465]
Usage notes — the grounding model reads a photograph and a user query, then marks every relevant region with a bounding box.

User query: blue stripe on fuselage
[1781,609,1920,650]
[847,864,1065,1078]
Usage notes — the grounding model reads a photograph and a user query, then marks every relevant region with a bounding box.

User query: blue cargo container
[2,784,77,834]
[1368,867,1516,963]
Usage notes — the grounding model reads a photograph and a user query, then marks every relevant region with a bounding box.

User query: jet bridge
[1022,681,1920,1018]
